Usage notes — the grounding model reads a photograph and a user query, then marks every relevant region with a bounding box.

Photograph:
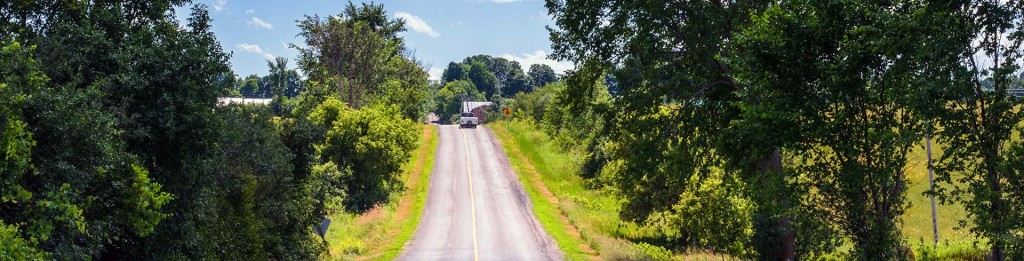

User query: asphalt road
[398,125,563,261]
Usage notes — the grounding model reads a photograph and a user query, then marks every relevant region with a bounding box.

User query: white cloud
[428,67,444,81]
[245,9,254,14]
[247,17,273,29]
[236,43,275,61]
[236,43,264,53]
[395,12,440,38]
[212,0,227,12]
[491,0,522,3]
[501,50,574,75]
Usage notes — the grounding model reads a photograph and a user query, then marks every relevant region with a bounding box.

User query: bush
[644,169,754,257]
[915,240,986,261]
[310,98,419,212]
[632,242,675,261]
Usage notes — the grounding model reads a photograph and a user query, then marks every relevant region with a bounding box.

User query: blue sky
[177,0,573,80]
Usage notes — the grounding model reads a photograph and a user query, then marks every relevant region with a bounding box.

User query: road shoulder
[489,124,599,260]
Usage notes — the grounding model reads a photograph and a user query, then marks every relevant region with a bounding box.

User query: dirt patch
[502,133,600,259]
[394,124,432,222]
[355,204,388,225]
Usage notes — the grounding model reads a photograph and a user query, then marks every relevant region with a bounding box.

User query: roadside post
[503,108,511,132]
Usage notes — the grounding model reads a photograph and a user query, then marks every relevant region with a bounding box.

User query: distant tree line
[229,70,305,99]
[0,1,425,260]
[431,54,558,122]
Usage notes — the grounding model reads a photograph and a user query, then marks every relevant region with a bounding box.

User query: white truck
[459,112,478,128]
[458,101,491,129]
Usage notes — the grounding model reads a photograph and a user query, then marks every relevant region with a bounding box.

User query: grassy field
[491,120,732,260]
[901,139,973,242]
[492,119,986,260]
[323,124,438,260]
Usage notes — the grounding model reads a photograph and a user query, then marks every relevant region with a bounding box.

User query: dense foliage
[541,0,1024,259]
[0,1,427,259]
[929,1,1024,260]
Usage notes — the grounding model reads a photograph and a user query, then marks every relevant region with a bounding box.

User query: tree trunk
[988,161,1004,261]
[761,148,794,260]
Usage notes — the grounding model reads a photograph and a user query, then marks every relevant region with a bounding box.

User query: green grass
[490,121,596,260]
[900,138,981,256]
[492,120,725,260]
[324,124,438,260]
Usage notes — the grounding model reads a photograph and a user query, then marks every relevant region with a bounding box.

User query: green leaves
[126,164,171,237]
[311,98,418,212]
[433,80,484,123]
[0,222,46,261]
[545,0,1013,258]
[0,39,174,259]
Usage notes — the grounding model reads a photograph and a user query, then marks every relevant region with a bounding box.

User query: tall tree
[547,0,774,257]
[2,2,250,258]
[528,64,558,89]
[294,1,405,108]
[268,56,289,99]
[376,56,430,120]
[283,69,305,98]
[931,0,1024,259]
[442,61,468,83]
[734,0,949,257]
[267,56,289,114]
[466,61,497,99]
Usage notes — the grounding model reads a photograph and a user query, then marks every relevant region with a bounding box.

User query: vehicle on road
[459,101,491,128]
[459,112,478,128]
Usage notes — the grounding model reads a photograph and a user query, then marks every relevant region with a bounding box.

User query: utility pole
[495,71,509,123]
[927,122,939,245]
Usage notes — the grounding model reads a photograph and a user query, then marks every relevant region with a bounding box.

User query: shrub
[310,99,419,212]
[644,169,754,257]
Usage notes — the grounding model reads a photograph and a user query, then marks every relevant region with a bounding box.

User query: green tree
[294,1,405,108]
[4,2,244,258]
[528,64,557,90]
[467,61,497,98]
[268,57,289,99]
[463,54,531,96]
[930,0,1024,259]
[238,74,262,98]
[0,40,171,260]
[267,56,289,114]
[511,82,562,123]
[442,61,468,83]
[547,0,767,257]
[376,56,430,120]
[434,80,484,123]
[216,104,325,260]
[309,98,419,212]
[284,69,305,98]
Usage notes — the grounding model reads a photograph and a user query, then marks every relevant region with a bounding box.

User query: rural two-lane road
[398,125,563,260]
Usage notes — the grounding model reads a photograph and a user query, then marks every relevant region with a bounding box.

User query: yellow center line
[461,128,479,261]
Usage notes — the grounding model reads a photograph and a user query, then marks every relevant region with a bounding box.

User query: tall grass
[492,120,738,260]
